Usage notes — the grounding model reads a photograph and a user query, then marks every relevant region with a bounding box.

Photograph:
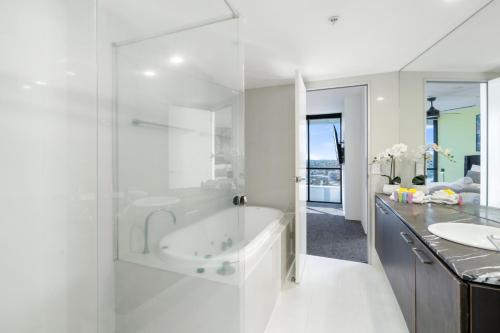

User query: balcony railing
[308,167,342,204]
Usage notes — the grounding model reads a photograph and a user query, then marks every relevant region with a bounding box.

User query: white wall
[343,90,367,221]
[0,1,101,331]
[245,85,295,211]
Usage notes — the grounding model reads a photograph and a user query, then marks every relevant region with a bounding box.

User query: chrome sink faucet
[143,208,176,254]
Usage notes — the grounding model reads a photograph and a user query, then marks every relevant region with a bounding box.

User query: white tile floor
[264,255,409,333]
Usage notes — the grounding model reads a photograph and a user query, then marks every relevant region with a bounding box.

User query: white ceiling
[426,82,481,111]
[404,0,500,72]
[307,86,365,115]
[101,0,236,43]
[242,0,493,88]
[103,0,495,90]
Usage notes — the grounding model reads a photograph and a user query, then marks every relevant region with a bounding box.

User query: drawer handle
[400,232,413,245]
[375,202,388,215]
[412,248,432,264]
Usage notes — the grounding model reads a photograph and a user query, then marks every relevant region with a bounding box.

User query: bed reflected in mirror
[423,81,486,206]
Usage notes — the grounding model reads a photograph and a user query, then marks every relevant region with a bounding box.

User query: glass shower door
[111,15,245,333]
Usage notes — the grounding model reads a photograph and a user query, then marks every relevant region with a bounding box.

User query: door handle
[295,176,306,183]
[400,232,413,245]
[375,202,388,215]
[412,248,432,264]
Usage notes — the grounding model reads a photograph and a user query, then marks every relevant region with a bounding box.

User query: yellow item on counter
[398,188,417,194]
[444,189,456,196]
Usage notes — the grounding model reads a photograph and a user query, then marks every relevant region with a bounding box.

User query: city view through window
[308,116,342,203]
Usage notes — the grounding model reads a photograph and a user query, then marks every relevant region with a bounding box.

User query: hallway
[307,203,367,263]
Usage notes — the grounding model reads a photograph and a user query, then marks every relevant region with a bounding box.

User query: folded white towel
[412,191,429,204]
[429,190,458,205]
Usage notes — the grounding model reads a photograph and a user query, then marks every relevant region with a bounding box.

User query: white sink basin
[428,223,500,251]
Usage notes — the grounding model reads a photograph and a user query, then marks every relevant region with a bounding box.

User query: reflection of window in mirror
[425,117,438,182]
[489,76,500,208]
[424,81,487,204]
[213,107,233,181]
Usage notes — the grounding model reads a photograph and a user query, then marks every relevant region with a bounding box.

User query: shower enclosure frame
[110,0,241,261]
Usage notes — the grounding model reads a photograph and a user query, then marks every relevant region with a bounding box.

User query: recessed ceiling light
[143,70,157,77]
[169,56,185,65]
[66,71,76,76]
[377,96,385,101]
[22,85,32,89]
[328,16,340,25]
[35,81,47,86]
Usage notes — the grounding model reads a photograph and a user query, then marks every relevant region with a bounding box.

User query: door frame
[306,113,343,204]
[304,83,370,262]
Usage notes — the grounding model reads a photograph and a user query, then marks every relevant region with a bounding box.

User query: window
[425,118,438,182]
[307,114,342,203]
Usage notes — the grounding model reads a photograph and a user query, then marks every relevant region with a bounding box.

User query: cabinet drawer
[413,238,468,333]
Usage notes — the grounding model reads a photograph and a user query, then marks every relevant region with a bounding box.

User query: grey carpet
[307,204,367,263]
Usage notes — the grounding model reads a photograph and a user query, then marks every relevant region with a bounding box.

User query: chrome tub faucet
[143,208,176,254]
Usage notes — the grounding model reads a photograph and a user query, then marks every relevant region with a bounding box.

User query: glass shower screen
[112,18,245,333]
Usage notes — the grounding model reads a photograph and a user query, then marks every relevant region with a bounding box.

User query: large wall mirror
[399,0,500,211]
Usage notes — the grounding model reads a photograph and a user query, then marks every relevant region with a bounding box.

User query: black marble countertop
[376,194,500,287]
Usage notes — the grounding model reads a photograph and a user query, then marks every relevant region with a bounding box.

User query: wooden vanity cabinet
[470,284,500,333]
[413,239,468,333]
[375,200,415,333]
[375,197,467,333]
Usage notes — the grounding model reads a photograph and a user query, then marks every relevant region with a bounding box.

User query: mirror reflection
[399,0,500,214]
[424,81,485,205]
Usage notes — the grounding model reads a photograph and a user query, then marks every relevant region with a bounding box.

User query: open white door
[295,71,308,283]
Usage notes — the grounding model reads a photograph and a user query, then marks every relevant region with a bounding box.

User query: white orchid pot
[383,184,400,195]
[412,185,429,194]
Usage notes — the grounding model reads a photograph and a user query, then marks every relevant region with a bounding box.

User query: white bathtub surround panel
[264,256,408,333]
[115,261,242,333]
[245,236,282,333]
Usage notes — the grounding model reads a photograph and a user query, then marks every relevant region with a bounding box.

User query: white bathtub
[158,206,284,282]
